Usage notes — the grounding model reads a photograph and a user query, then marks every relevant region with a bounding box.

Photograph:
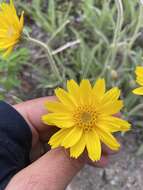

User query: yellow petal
[70,134,86,158]
[42,113,74,128]
[55,88,75,108]
[105,116,130,132]
[99,100,123,115]
[45,101,72,113]
[0,0,23,57]
[132,87,143,95]
[97,123,120,133]
[85,130,101,161]
[67,79,80,105]
[20,11,24,29]
[93,78,105,98]
[49,128,71,148]
[135,66,143,76]
[42,113,72,120]
[136,77,143,86]
[61,127,83,148]
[79,79,92,104]
[96,128,120,150]
[0,41,17,49]
[98,116,131,132]
[46,120,74,128]
[101,87,121,104]
[2,46,13,58]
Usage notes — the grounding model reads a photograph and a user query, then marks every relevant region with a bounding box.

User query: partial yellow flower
[132,66,143,95]
[0,0,24,57]
[42,79,131,161]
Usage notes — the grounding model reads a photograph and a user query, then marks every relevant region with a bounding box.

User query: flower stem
[23,33,62,82]
[99,0,124,77]
[128,103,143,117]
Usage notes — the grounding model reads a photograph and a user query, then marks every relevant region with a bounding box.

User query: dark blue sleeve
[0,101,32,189]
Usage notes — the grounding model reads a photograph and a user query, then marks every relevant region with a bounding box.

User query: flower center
[81,112,92,123]
[73,105,97,132]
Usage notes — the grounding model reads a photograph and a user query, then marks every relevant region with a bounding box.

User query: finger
[13,97,55,130]
[6,148,84,190]
[87,155,109,168]
[6,147,109,190]
[14,99,121,131]
[101,143,120,155]
[72,149,109,168]
[114,112,121,117]
[13,97,57,145]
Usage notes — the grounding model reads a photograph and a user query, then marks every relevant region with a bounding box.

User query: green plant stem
[113,0,124,45]
[100,0,124,77]
[24,35,62,82]
[128,4,143,49]
[109,0,124,67]
[48,20,70,43]
[128,103,143,117]
[121,4,143,76]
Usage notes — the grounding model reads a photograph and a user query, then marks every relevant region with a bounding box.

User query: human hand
[6,97,118,190]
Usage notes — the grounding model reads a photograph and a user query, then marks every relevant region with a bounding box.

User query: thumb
[5,148,84,190]
[6,148,108,190]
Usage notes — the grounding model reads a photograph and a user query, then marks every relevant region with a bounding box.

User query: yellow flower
[133,66,143,95]
[42,79,131,161]
[0,0,24,57]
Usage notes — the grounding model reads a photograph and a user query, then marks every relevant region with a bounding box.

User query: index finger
[13,97,57,145]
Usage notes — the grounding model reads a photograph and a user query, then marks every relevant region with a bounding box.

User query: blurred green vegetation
[0,48,30,100]
[1,0,143,126]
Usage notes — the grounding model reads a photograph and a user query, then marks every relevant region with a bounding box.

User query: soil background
[67,133,143,190]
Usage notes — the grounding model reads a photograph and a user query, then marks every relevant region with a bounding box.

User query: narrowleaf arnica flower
[42,79,131,161]
[0,0,24,57]
[133,66,143,95]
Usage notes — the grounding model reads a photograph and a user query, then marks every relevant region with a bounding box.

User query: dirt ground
[67,133,143,190]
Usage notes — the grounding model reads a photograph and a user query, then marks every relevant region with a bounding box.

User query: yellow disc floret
[73,105,98,132]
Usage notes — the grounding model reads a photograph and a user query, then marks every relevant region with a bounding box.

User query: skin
[5,97,118,190]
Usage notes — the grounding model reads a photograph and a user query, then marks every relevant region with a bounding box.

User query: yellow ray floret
[133,66,143,95]
[0,0,24,57]
[42,79,131,161]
